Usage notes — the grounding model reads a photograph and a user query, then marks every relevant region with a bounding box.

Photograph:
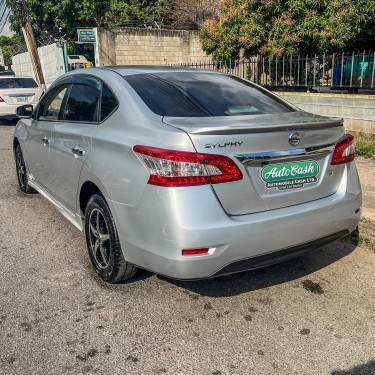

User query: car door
[23,82,70,192]
[49,76,101,213]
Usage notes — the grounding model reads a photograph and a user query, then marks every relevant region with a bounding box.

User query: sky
[1,20,14,37]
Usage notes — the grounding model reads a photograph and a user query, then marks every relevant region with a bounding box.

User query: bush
[349,131,375,159]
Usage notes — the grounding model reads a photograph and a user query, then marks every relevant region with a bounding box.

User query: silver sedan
[13,67,362,283]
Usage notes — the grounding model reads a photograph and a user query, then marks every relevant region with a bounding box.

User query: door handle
[42,137,49,145]
[72,146,84,156]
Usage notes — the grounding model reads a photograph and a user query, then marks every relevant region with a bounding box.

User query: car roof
[98,65,220,76]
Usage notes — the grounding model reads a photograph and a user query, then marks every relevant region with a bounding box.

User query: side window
[38,85,69,121]
[101,84,118,121]
[62,84,100,123]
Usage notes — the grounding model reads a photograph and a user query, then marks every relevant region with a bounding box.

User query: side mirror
[16,105,34,119]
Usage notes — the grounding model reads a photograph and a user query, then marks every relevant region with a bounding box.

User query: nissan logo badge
[289,132,301,147]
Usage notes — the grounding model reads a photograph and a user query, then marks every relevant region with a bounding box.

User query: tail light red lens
[40,91,45,99]
[331,134,355,165]
[182,248,209,256]
[0,96,4,103]
[133,145,243,187]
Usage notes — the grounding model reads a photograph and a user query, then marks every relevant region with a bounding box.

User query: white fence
[12,43,66,88]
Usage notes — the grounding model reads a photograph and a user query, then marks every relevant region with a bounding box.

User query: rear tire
[85,194,138,283]
[15,144,36,194]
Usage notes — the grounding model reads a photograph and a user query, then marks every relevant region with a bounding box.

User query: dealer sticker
[261,160,319,190]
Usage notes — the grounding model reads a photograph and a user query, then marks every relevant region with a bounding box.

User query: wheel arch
[13,137,20,153]
[79,181,102,215]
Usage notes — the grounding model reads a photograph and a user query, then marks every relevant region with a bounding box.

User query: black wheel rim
[88,208,111,269]
[16,149,26,189]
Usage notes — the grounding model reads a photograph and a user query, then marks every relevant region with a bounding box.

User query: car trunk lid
[163,112,346,215]
[1,88,41,105]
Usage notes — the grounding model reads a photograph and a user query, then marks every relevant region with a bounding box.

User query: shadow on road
[331,360,375,374]
[156,240,357,297]
[0,119,18,126]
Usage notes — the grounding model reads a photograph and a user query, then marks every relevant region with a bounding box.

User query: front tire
[85,194,138,283]
[15,144,36,194]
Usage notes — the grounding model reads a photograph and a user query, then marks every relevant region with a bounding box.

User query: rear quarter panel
[77,74,195,211]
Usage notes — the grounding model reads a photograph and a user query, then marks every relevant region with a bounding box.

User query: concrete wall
[38,44,66,87]
[277,92,375,133]
[98,28,210,66]
[12,51,33,78]
[12,44,66,88]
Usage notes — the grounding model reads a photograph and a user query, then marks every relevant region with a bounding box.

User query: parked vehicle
[0,66,15,76]
[13,67,362,283]
[68,55,88,70]
[0,77,44,120]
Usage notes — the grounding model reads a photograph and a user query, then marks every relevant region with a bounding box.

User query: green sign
[261,160,319,190]
[77,29,96,43]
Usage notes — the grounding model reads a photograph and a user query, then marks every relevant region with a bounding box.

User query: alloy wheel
[16,149,26,189]
[88,208,111,269]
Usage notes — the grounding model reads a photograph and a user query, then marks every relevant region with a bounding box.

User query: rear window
[0,78,38,89]
[123,72,295,117]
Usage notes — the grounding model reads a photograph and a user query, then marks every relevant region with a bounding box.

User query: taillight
[331,134,355,165]
[40,91,45,99]
[133,145,243,187]
[0,96,4,102]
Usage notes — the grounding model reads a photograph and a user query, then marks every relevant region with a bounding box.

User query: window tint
[101,84,118,121]
[39,85,69,121]
[124,73,295,117]
[63,84,100,122]
[0,78,38,89]
[21,78,39,88]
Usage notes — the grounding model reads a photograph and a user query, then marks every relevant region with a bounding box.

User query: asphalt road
[1,123,375,375]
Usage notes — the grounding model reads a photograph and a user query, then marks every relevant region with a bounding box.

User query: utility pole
[17,0,46,90]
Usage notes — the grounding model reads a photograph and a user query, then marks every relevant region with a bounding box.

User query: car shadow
[0,119,18,126]
[151,239,357,297]
[331,359,375,374]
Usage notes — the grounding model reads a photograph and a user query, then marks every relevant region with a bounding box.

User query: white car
[0,76,44,120]
[68,55,88,69]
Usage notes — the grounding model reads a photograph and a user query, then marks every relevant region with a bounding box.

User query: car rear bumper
[0,104,18,117]
[212,230,349,278]
[108,162,362,280]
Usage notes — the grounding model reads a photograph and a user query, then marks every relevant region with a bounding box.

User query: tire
[15,144,36,194]
[84,193,138,283]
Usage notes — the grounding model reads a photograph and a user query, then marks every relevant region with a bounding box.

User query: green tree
[0,35,17,65]
[200,0,375,61]
[6,0,173,51]
[6,0,86,45]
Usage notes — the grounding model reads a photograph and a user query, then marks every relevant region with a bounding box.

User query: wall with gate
[97,28,211,66]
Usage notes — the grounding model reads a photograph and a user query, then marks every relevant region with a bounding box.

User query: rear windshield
[123,72,295,117]
[0,78,38,89]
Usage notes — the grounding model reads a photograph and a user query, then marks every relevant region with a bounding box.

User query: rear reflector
[182,248,209,256]
[133,145,243,187]
[0,96,4,103]
[331,134,355,165]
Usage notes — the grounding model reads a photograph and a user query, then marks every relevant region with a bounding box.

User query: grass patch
[343,227,375,252]
[349,131,375,159]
